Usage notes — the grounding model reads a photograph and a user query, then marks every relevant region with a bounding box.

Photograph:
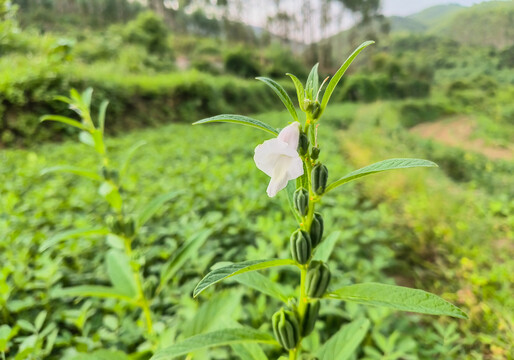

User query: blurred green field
[1,101,513,358]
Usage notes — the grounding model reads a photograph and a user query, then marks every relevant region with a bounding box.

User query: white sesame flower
[254,122,304,197]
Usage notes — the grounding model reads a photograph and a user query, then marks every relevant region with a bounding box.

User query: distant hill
[407,4,464,28]
[429,1,514,49]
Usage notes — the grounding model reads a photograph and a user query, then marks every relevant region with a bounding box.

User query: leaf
[157,230,211,294]
[326,283,468,319]
[306,63,319,100]
[120,140,147,177]
[98,100,109,133]
[256,77,298,122]
[193,114,278,136]
[234,271,294,302]
[73,349,131,360]
[286,73,306,111]
[312,231,342,262]
[316,318,370,360]
[137,191,182,227]
[106,249,138,298]
[79,131,95,147]
[50,286,137,305]
[326,158,438,193]
[150,328,277,360]
[40,115,87,130]
[81,87,94,109]
[232,343,268,360]
[98,182,122,211]
[34,311,47,332]
[40,165,102,181]
[320,41,374,115]
[194,259,297,297]
[39,227,109,252]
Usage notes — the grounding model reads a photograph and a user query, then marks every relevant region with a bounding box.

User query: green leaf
[34,311,47,332]
[320,41,374,115]
[79,131,95,147]
[232,343,268,360]
[286,73,306,111]
[106,250,138,298]
[98,100,109,133]
[81,87,94,109]
[194,259,297,297]
[316,318,370,360]
[120,140,147,177]
[40,115,87,130]
[306,63,319,100]
[51,285,137,305]
[39,227,109,252]
[256,77,298,122]
[312,231,342,262]
[234,271,294,302]
[98,182,123,211]
[40,165,102,181]
[193,114,278,136]
[326,283,468,319]
[326,158,438,193]
[150,328,277,360]
[73,349,130,360]
[137,191,182,227]
[157,230,211,294]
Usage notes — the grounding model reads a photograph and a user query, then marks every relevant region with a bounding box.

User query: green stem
[289,349,297,360]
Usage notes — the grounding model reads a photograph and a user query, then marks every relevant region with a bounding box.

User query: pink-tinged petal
[278,122,300,151]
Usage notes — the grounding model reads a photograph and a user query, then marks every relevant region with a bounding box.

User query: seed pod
[302,300,320,337]
[311,147,320,160]
[310,213,324,248]
[290,229,312,265]
[311,101,321,119]
[311,163,328,195]
[272,309,300,350]
[298,132,309,156]
[305,261,331,298]
[123,217,136,238]
[293,188,309,216]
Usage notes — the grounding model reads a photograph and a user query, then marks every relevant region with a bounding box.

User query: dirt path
[410,116,513,160]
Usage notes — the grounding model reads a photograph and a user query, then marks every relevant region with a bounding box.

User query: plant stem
[289,349,297,360]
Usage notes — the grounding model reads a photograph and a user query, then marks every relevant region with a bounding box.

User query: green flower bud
[272,309,300,351]
[305,261,331,298]
[290,229,312,265]
[311,163,328,195]
[298,132,309,156]
[302,300,320,337]
[293,188,309,216]
[310,213,324,248]
[311,101,321,119]
[311,147,320,160]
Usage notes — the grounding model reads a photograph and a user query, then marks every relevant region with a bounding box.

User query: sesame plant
[152,41,468,360]
[39,89,209,352]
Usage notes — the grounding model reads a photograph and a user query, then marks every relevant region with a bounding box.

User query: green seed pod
[290,229,312,265]
[272,309,300,351]
[298,132,309,156]
[123,217,136,238]
[310,213,324,248]
[311,147,320,160]
[305,261,331,298]
[311,101,321,119]
[302,300,320,336]
[311,163,328,195]
[293,188,309,216]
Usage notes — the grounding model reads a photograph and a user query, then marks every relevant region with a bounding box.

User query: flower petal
[286,155,304,180]
[254,138,297,177]
[267,159,290,197]
[278,122,300,151]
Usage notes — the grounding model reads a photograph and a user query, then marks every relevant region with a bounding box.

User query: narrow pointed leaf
[194,259,297,297]
[106,250,138,298]
[234,271,294,302]
[193,114,278,136]
[326,283,468,319]
[306,63,319,100]
[40,165,102,181]
[320,41,374,114]
[150,328,277,360]
[312,231,342,262]
[326,158,437,193]
[256,77,298,122]
[50,285,138,305]
[137,191,182,227]
[232,343,268,360]
[40,115,87,130]
[98,100,109,133]
[120,140,147,177]
[39,227,109,252]
[157,230,211,294]
[316,318,370,360]
[286,73,306,111]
